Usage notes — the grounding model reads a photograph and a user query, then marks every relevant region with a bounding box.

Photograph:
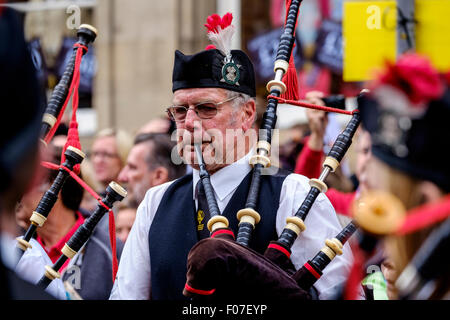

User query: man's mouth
[182,137,214,149]
[188,140,211,147]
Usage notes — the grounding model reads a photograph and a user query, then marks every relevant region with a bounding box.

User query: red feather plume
[204,12,233,34]
[375,53,444,106]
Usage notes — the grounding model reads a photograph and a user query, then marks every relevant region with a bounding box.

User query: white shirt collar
[192,149,254,202]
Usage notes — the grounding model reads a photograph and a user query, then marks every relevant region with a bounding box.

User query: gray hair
[226,90,254,109]
[226,90,257,126]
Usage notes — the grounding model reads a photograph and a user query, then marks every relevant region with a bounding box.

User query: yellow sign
[415,0,450,72]
[343,1,397,82]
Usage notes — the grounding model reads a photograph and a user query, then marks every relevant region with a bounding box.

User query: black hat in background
[0,8,43,191]
[358,53,450,192]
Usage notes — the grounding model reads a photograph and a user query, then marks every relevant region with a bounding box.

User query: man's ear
[150,167,169,187]
[241,98,256,132]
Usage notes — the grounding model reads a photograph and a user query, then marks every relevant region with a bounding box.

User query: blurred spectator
[118,133,186,208]
[16,149,124,300]
[79,159,103,213]
[276,104,309,172]
[115,204,136,243]
[137,116,173,135]
[294,91,370,217]
[359,53,450,299]
[278,126,308,172]
[90,128,133,193]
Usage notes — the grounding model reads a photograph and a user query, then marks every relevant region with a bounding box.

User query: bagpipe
[16,24,127,288]
[16,145,85,260]
[40,24,97,142]
[186,82,450,300]
[183,0,367,300]
[194,144,228,234]
[37,182,126,289]
[16,24,97,260]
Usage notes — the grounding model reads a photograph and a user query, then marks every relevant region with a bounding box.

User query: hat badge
[375,112,410,158]
[204,13,241,87]
[220,55,241,86]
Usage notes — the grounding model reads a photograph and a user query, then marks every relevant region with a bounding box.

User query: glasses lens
[170,106,188,121]
[195,104,218,119]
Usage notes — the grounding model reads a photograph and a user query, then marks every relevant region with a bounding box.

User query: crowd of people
[0,6,448,302]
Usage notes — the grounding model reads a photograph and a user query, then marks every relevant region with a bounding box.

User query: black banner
[247,27,304,84]
[55,37,97,95]
[313,19,343,74]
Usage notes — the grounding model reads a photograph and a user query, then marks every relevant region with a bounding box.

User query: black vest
[148,169,289,300]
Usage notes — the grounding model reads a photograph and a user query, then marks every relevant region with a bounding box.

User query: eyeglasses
[166,95,239,122]
[90,150,119,159]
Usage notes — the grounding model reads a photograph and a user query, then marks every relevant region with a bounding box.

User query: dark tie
[195,180,211,240]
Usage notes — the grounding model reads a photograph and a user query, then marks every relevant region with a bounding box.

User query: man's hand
[304,91,328,151]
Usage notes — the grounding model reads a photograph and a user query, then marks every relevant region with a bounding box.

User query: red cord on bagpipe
[40,160,119,282]
[267,95,358,115]
[342,245,365,300]
[41,162,103,207]
[40,42,119,282]
[44,44,86,146]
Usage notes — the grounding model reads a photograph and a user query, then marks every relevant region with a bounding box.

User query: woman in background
[359,53,450,299]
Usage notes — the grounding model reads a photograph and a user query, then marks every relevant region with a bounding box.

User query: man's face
[91,136,123,185]
[118,143,154,207]
[172,88,255,173]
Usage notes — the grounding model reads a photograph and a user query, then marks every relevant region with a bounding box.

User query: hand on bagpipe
[15,24,127,288]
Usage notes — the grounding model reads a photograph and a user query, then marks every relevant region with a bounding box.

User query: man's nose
[118,167,128,183]
[184,109,202,132]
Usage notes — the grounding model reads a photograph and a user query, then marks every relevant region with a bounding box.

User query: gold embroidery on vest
[197,210,205,230]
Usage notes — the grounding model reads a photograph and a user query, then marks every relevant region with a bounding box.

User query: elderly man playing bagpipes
[111,3,361,301]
